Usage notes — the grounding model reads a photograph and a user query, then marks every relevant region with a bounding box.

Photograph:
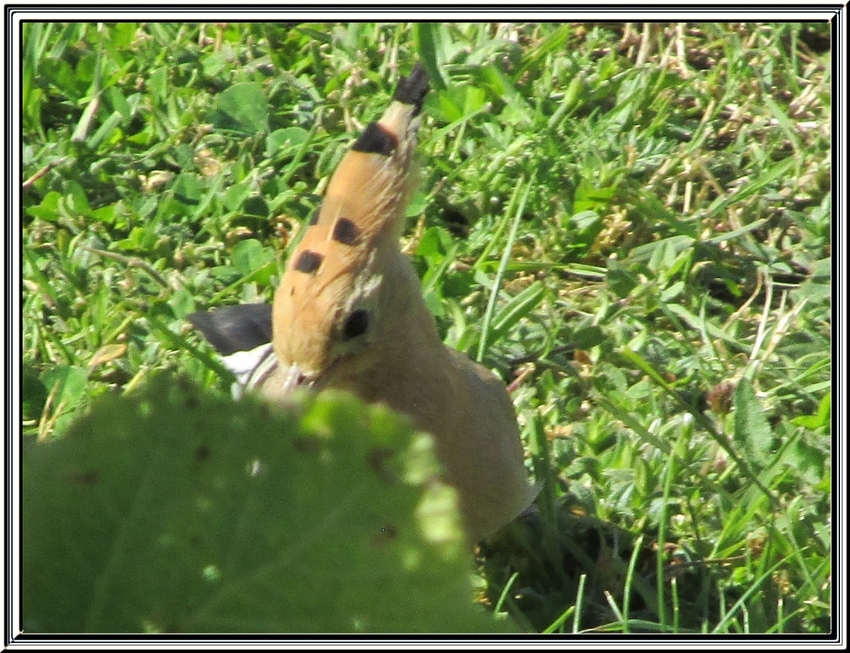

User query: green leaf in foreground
[24,376,510,633]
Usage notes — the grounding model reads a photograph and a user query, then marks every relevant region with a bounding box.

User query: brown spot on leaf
[367,446,398,485]
[194,444,211,462]
[66,470,99,486]
[370,524,398,547]
[292,436,319,454]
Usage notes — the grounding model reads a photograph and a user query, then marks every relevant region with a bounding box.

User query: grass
[21,22,832,635]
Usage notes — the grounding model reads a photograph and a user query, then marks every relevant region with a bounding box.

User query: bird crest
[271,64,430,389]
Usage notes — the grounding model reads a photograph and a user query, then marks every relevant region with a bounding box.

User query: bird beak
[281,363,318,394]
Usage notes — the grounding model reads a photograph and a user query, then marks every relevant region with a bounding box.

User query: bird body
[190,64,536,543]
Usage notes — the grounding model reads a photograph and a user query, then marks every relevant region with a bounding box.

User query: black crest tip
[393,63,430,114]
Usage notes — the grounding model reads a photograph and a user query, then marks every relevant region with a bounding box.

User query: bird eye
[342,309,369,340]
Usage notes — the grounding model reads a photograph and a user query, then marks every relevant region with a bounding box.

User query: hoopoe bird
[189,64,537,544]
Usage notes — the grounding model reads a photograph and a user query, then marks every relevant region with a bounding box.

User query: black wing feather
[187,304,273,355]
